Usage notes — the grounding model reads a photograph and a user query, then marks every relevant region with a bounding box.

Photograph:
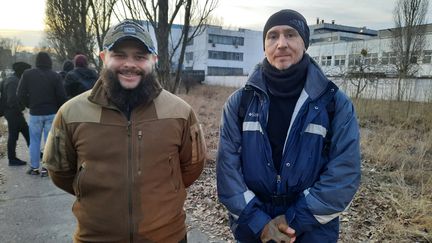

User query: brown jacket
[43,79,206,242]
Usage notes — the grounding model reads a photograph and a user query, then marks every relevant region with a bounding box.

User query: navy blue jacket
[216,60,361,242]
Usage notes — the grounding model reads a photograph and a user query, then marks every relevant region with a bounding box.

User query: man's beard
[101,69,162,111]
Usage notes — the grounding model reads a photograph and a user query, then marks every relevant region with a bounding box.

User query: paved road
[0,129,219,243]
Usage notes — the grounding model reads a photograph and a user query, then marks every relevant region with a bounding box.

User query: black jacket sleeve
[6,79,24,111]
[16,74,29,108]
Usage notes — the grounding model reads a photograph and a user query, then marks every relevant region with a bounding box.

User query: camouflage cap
[103,20,157,54]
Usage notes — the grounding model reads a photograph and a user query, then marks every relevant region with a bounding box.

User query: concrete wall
[204,75,432,102]
[204,75,247,87]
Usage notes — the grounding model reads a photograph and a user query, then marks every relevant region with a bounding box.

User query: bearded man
[43,20,206,243]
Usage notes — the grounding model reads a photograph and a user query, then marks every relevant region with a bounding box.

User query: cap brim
[106,36,157,55]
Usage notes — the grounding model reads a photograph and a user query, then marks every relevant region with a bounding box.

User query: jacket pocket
[44,127,70,171]
[74,162,87,201]
[168,155,180,192]
[190,123,206,164]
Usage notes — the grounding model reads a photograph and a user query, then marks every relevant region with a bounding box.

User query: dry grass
[178,84,237,162]
[345,98,432,242]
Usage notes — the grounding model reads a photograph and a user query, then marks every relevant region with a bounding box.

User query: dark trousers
[5,111,30,160]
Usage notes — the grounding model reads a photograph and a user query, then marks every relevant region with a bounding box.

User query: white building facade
[139,20,432,94]
[182,25,263,76]
[308,23,432,78]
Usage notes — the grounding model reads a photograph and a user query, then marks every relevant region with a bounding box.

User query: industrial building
[141,19,432,88]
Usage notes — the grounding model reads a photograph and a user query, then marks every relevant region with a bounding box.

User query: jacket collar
[246,57,330,101]
[87,78,117,110]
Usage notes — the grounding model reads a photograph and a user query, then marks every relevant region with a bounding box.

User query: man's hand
[260,215,296,243]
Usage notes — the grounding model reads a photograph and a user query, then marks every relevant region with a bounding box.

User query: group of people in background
[1,51,98,177]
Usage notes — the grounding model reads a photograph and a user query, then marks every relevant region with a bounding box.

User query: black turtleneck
[263,54,310,172]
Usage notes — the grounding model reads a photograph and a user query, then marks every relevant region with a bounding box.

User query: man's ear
[99,51,106,63]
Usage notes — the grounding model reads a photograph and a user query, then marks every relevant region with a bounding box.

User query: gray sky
[1,0,430,31]
[214,0,430,31]
[0,0,431,48]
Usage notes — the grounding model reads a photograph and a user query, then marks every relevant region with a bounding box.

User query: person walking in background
[216,9,361,242]
[2,62,31,166]
[59,59,74,80]
[17,52,67,177]
[43,20,206,242]
[64,54,98,99]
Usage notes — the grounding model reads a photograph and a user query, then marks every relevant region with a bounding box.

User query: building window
[208,34,244,46]
[312,56,320,62]
[409,52,420,64]
[320,56,332,66]
[381,52,397,65]
[208,51,243,61]
[334,55,346,66]
[348,54,361,66]
[185,52,193,62]
[381,52,389,64]
[364,53,378,65]
[423,50,432,63]
[208,66,243,76]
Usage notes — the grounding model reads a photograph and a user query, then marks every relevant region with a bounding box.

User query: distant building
[310,18,378,45]
[138,19,432,88]
[182,25,263,77]
[140,21,263,76]
[307,20,432,78]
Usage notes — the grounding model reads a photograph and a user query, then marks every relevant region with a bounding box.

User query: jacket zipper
[262,96,282,194]
[137,130,142,176]
[276,174,282,194]
[127,121,134,243]
[260,98,276,174]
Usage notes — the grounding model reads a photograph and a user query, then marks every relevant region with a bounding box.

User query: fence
[204,75,432,103]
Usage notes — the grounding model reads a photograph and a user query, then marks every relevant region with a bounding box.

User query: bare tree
[172,0,218,93]
[119,0,218,93]
[88,0,118,70]
[0,43,12,71]
[0,37,23,70]
[391,0,429,101]
[345,48,384,99]
[88,0,118,52]
[45,0,96,64]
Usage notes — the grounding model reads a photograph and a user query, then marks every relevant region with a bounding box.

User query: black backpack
[237,84,336,154]
[66,71,97,98]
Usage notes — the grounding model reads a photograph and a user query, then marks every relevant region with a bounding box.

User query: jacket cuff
[286,195,319,236]
[235,197,271,240]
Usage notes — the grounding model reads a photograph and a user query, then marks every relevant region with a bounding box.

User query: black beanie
[12,62,31,78]
[263,9,310,50]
